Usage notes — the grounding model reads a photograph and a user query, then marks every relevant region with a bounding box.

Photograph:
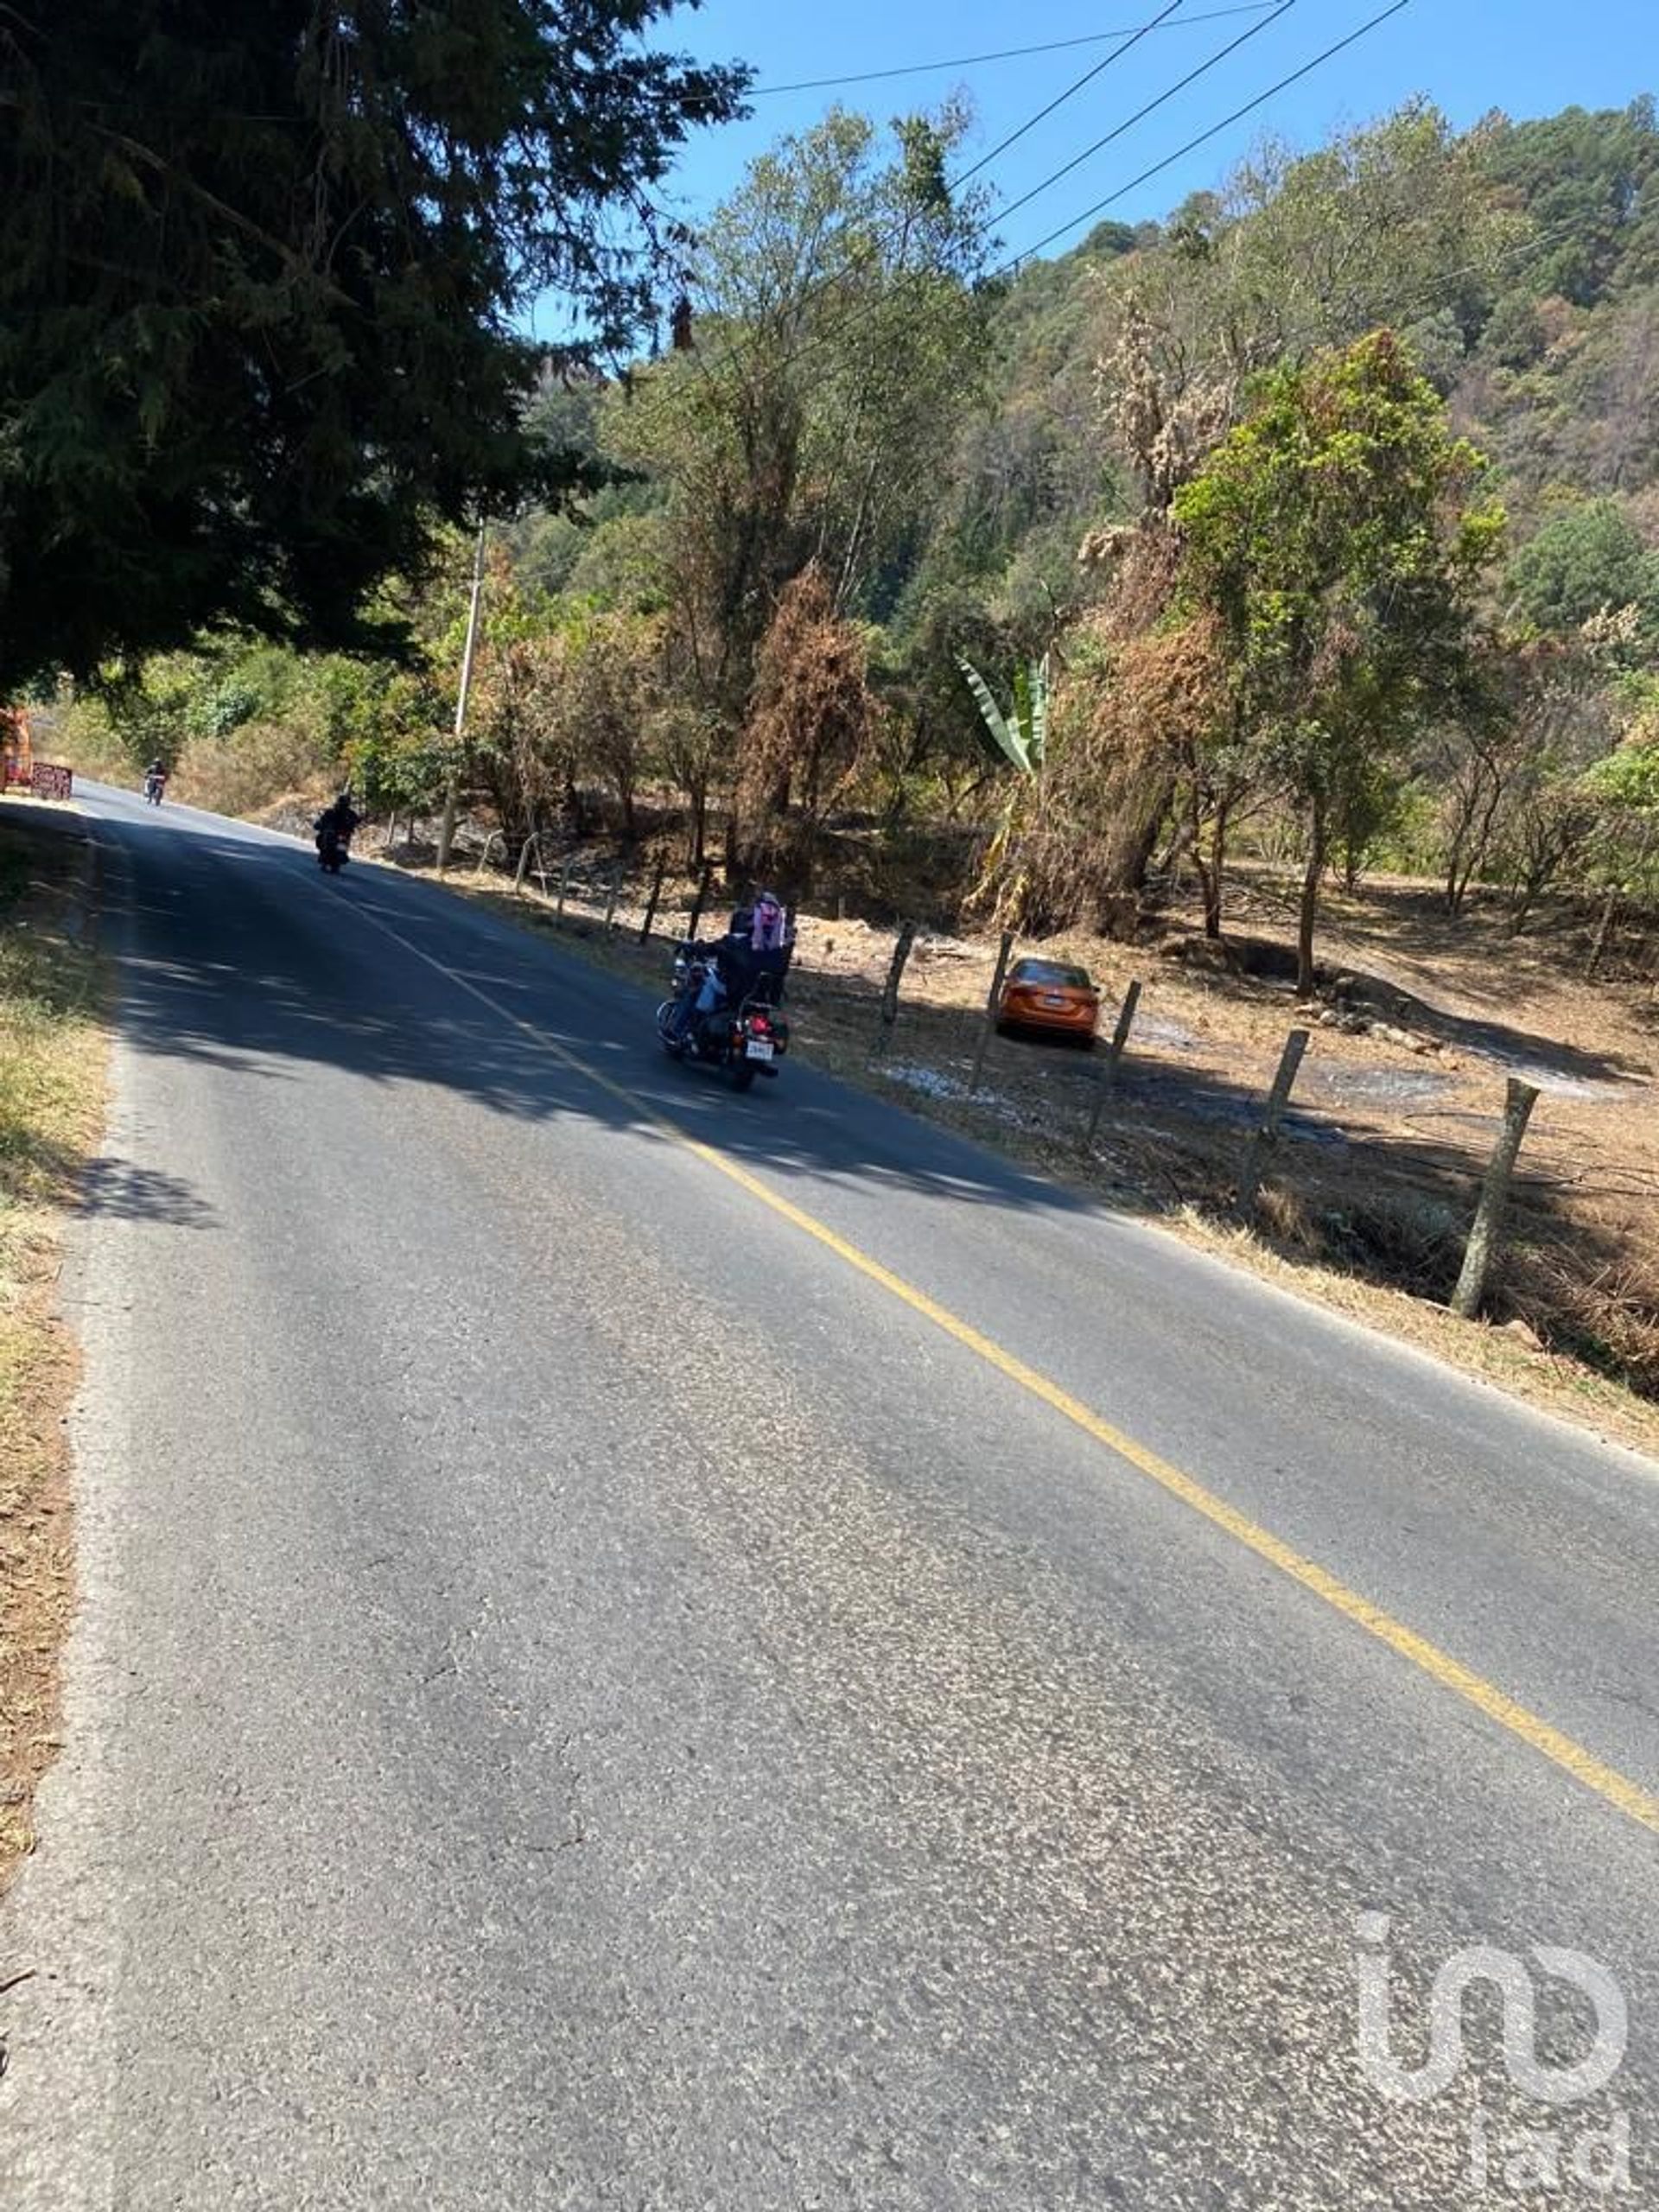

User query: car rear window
[1009,959,1092,988]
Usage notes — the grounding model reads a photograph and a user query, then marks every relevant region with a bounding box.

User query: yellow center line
[353,892,1659,1840]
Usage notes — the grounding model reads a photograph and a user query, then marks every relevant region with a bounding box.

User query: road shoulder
[0,808,108,1896]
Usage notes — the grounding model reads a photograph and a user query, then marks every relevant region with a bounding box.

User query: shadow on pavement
[103,821,1103,1222]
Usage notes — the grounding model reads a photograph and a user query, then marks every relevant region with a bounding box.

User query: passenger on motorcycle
[674,892,791,1041]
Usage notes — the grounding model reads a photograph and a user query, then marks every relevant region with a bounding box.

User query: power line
[623,0,1415,431]
[735,0,1397,386]
[994,0,1298,227]
[953,0,1190,191]
[998,0,1415,268]
[749,7,1285,97]
[637,2,1205,423]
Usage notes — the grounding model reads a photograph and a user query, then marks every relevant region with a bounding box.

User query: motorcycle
[143,772,166,805]
[315,823,350,874]
[657,939,790,1092]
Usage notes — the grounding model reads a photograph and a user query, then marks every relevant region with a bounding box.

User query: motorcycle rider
[673,891,790,1045]
[314,789,361,858]
[143,758,168,800]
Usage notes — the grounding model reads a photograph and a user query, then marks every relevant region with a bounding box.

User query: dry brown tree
[735,564,879,884]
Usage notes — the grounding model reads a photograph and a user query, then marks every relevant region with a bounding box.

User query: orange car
[996,957,1101,1045]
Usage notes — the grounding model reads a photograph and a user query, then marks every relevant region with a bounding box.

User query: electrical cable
[748,7,1285,97]
[952,0,1192,190]
[995,0,1414,268]
[632,0,1216,417]
[993,0,1298,226]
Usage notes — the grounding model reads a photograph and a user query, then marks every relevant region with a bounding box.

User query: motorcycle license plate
[745,1038,775,1062]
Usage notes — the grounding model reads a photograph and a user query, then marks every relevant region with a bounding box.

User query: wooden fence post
[602,864,623,931]
[685,861,715,944]
[513,834,539,894]
[873,921,918,1059]
[555,859,570,918]
[638,855,667,944]
[1236,1028,1310,1221]
[1084,979,1142,1148]
[968,932,1016,1095]
[1451,1078,1541,1319]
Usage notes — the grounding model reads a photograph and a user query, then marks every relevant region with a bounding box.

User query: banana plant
[957,654,1049,781]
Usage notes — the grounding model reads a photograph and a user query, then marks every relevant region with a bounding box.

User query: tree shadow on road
[79,1156,218,1230]
[107,831,1109,1222]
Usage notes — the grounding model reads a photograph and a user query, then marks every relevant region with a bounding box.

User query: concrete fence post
[1236,1028,1310,1221]
[1451,1078,1541,1319]
[874,921,918,1059]
[968,932,1016,1096]
[1084,979,1142,1149]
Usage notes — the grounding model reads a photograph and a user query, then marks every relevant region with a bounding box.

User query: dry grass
[0,808,107,1892]
[385,834,1659,1462]
[168,722,334,819]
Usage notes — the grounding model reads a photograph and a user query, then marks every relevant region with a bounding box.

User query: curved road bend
[2,785,1656,2208]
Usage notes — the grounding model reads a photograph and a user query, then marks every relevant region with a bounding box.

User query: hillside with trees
[55,93,1659,988]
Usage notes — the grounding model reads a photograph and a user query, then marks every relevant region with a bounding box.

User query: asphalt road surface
[2,785,1656,2209]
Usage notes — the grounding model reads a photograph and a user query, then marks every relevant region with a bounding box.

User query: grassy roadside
[0,805,108,1894]
[384,852,1659,1465]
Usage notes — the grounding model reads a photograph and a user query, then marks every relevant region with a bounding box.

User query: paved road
[2,785,1656,2209]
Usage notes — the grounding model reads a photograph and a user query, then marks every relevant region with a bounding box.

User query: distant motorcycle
[143,772,166,805]
[315,823,350,874]
[657,939,790,1092]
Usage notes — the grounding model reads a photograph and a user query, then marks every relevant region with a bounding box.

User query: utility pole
[436,523,487,873]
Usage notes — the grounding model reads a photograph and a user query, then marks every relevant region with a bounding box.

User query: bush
[170,721,339,819]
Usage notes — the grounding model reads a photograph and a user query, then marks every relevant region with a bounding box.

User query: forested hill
[494,94,1659,709]
[904,96,1659,650]
[64,93,1659,971]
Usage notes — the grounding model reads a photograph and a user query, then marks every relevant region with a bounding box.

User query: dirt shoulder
[376,843,1659,1465]
[0,803,109,1895]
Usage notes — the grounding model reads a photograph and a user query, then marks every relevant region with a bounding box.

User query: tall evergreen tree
[0,3,747,686]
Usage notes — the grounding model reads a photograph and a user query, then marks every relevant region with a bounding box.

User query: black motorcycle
[315,823,350,874]
[143,772,166,805]
[657,939,790,1092]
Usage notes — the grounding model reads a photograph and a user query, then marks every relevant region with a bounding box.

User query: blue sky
[657,0,1656,261]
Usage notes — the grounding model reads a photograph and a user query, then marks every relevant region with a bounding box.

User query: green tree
[604,109,993,728]
[0,3,747,690]
[1093,105,1520,515]
[1174,332,1503,992]
[1506,502,1659,639]
[1582,702,1659,969]
[1478,100,1659,308]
